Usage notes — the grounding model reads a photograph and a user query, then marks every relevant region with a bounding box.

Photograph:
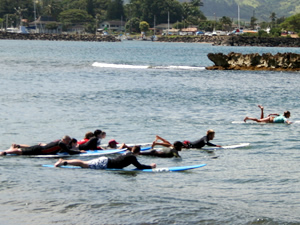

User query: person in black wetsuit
[183,129,222,149]
[0,135,85,156]
[54,146,156,170]
[78,129,104,150]
[140,138,184,158]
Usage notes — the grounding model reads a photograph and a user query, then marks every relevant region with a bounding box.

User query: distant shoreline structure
[157,36,300,48]
[0,32,120,42]
[1,32,299,48]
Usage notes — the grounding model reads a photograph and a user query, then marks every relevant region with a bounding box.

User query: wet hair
[284,111,290,117]
[207,129,215,135]
[173,141,184,151]
[70,138,77,144]
[69,138,77,147]
[62,135,71,142]
[84,132,94,139]
[131,146,141,154]
[94,129,102,136]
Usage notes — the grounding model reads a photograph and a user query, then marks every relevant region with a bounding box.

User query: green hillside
[201,0,300,21]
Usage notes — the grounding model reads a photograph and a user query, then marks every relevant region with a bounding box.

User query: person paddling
[0,135,84,156]
[244,105,291,124]
[54,146,156,170]
[183,129,222,149]
[139,135,183,158]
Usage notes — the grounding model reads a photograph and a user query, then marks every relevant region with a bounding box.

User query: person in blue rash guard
[54,146,156,170]
[183,129,222,149]
[244,105,291,124]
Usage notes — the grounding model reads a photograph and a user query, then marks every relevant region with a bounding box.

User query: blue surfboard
[42,163,206,172]
[3,146,152,158]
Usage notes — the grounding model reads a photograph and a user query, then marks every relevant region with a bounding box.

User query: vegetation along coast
[1,0,299,70]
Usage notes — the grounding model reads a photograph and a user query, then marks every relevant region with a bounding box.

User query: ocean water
[0,39,300,225]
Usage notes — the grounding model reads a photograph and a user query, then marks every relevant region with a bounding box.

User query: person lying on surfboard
[183,129,222,149]
[0,135,85,156]
[54,146,156,170]
[77,131,94,145]
[105,139,132,150]
[139,135,183,158]
[78,129,105,150]
[244,105,292,124]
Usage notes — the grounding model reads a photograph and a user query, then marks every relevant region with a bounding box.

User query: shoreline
[157,36,300,47]
[1,32,300,47]
[0,32,120,42]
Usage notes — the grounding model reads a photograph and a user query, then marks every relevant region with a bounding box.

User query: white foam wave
[92,62,148,69]
[92,62,205,70]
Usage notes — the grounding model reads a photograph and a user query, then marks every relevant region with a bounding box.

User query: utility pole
[33,0,37,33]
[167,11,170,35]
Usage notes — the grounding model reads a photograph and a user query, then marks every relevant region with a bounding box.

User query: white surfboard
[202,143,250,150]
[232,121,300,124]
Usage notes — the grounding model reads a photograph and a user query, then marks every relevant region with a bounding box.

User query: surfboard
[42,163,206,172]
[3,146,152,158]
[201,143,250,150]
[232,121,300,124]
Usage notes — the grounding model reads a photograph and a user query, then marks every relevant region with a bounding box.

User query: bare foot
[0,151,6,156]
[11,143,17,148]
[244,117,248,122]
[258,105,264,109]
[151,141,156,149]
[54,158,65,167]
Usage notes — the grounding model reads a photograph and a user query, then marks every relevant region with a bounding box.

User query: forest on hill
[201,0,299,21]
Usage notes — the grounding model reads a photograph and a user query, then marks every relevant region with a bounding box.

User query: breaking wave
[92,62,205,70]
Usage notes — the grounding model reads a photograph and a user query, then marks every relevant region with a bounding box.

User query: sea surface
[0,39,300,225]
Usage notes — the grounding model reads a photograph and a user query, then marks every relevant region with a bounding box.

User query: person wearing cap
[183,129,221,149]
[54,146,156,170]
[107,139,119,149]
[138,135,183,158]
[107,139,132,150]
[0,135,85,156]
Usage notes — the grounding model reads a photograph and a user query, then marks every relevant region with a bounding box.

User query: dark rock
[206,52,300,71]
[0,32,120,42]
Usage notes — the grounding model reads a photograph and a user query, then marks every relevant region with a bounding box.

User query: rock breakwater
[0,32,120,42]
[157,35,300,47]
[206,52,300,71]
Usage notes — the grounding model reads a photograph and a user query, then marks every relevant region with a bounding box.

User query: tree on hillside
[0,0,34,22]
[86,0,95,17]
[190,0,203,7]
[280,13,300,32]
[219,16,231,31]
[106,0,124,20]
[131,0,183,26]
[62,0,86,11]
[59,9,93,23]
[269,12,277,28]
[139,20,149,32]
[125,17,140,32]
[250,16,257,29]
[43,0,62,20]
[182,0,205,24]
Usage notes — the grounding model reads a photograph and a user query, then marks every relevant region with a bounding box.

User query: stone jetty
[157,35,300,47]
[0,32,120,42]
[206,52,300,71]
